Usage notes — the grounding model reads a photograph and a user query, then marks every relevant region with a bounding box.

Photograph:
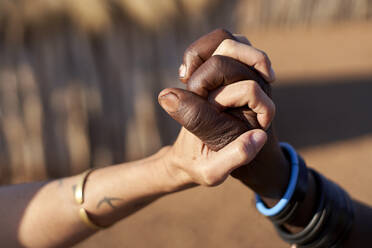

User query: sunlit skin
[1,130,267,247]
[175,29,291,202]
[0,30,273,248]
[176,29,372,247]
[0,29,371,248]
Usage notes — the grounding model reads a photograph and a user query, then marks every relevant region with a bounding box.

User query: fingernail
[159,92,180,112]
[250,131,267,148]
[269,67,276,81]
[179,64,186,78]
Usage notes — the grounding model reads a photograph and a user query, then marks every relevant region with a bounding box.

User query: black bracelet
[318,175,353,247]
[275,169,327,243]
[298,174,344,247]
[275,168,354,248]
[330,192,354,248]
[301,177,354,248]
[269,154,308,225]
[275,169,325,242]
[268,199,299,224]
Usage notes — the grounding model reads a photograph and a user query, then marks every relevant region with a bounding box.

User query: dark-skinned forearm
[343,200,372,247]
[232,127,291,207]
[245,154,372,247]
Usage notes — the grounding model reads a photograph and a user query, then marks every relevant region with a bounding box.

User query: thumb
[158,88,252,151]
[211,130,267,177]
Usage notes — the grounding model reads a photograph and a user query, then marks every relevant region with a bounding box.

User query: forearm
[242,148,372,247]
[0,146,187,247]
[343,200,372,247]
[81,146,191,227]
[284,171,372,247]
[0,175,92,247]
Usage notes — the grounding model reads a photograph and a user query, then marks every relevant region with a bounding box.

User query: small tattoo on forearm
[57,179,63,187]
[97,197,123,209]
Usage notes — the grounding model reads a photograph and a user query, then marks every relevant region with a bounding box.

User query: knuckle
[246,81,260,96]
[245,81,260,109]
[219,38,236,53]
[239,82,251,97]
[208,54,225,68]
[184,46,199,60]
[256,52,267,64]
[255,50,270,67]
[213,28,232,38]
[269,100,276,117]
[236,140,252,162]
[236,142,248,161]
[200,167,219,186]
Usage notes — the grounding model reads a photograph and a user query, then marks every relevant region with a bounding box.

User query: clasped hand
[157,29,289,200]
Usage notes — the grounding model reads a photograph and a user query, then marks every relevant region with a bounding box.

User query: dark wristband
[275,169,327,243]
[275,168,354,248]
[269,154,308,225]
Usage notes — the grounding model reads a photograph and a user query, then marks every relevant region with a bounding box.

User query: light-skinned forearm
[0,146,189,248]
[0,122,265,248]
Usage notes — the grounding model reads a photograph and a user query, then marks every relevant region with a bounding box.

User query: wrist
[283,169,317,231]
[259,147,291,207]
[153,146,195,194]
[256,143,310,225]
[232,131,291,206]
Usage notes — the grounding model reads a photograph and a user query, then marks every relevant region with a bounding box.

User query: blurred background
[0,0,372,247]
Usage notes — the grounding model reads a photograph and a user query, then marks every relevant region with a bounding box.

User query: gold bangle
[74,169,106,230]
[78,208,102,230]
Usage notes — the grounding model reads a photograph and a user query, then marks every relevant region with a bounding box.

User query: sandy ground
[75,22,372,248]
[248,22,372,82]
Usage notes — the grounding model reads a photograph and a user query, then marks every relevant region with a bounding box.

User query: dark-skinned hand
[159,29,290,203]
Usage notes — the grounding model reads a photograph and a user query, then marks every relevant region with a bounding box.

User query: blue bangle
[255,142,299,216]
